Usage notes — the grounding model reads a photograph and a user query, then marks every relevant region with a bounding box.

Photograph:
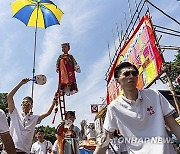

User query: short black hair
[114,62,139,78]
[23,96,33,104]
[36,128,44,134]
[61,43,70,49]
[65,111,76,119]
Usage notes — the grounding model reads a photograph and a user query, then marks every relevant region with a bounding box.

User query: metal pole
[32,3,39,100]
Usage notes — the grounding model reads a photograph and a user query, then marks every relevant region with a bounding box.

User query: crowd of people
[0,78,86,154]
[0,42,85,154]
[0,47,180,154]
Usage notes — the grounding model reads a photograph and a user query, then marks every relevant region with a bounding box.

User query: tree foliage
[0,93,11,125]
[35,125,57,144]
[161,51,180,92]
[0,93,8,113]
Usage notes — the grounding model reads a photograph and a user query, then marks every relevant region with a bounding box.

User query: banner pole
[166,71,180,116]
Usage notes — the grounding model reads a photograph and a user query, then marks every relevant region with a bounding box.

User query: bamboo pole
[134,0,140,21]
[120,22,123,41]
[112,28,117,51]
[154,25,180,34]
[123,12,128,41]
[150,7,180,116]
[127,0,133,22]
[145,0,180,25]
[107,42,112,65]
[160,46,180,51]
[166,71,180,116]
[155,30,180,37]
[116,23,121,44]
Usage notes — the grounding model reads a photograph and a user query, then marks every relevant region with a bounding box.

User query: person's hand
[47,147,52,153]
[20,78,30,85]
[75,65,81,73]
[96,132,110,148]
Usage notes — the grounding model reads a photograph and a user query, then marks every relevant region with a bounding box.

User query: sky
[0,0,180,128]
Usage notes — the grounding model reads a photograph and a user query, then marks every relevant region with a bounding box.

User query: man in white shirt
[0,109,16,154]
[31,128,52,154]
[7,78,57,154]
[94,62,180,154]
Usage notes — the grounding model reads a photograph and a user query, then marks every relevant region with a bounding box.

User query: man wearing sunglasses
[94,62,180,154]
[7,78,57,154]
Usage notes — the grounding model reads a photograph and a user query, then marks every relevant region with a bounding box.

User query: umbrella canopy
[11,0,64,29]
[11,0,64,99]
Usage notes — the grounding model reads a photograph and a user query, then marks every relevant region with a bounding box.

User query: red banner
[107,15,163,104]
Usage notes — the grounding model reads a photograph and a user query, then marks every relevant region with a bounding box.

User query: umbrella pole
[31,26,37,99]
[31,4,40,100]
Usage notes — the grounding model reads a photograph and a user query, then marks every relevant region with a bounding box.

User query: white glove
[75,65,81,73]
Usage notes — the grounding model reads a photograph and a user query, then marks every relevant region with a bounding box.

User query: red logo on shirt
[147,106,155,116]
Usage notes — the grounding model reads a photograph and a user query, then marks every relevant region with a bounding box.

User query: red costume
[56,43,80,96]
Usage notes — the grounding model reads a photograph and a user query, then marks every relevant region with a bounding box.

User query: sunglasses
[122,70,138,77]
[22,100,32,106]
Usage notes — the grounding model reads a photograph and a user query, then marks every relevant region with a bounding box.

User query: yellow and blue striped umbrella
[11,0,64,99]
[11,0,64,29]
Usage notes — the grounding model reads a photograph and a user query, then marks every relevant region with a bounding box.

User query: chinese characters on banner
[107,15,163,104]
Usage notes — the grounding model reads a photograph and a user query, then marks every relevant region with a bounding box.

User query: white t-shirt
[10,108,40,153]
[0,109,9,134]
[52,140,59,154]
[31,140,52,154]
[103,89,176,154]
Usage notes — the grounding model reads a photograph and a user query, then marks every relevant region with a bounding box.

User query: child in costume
[56,43,80,96]
[56,111,84,154]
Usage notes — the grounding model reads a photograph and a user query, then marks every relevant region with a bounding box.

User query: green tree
[0,93,11,125]
[35,125,57,144]
[0,93,8,113]
[161,51,180,92]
